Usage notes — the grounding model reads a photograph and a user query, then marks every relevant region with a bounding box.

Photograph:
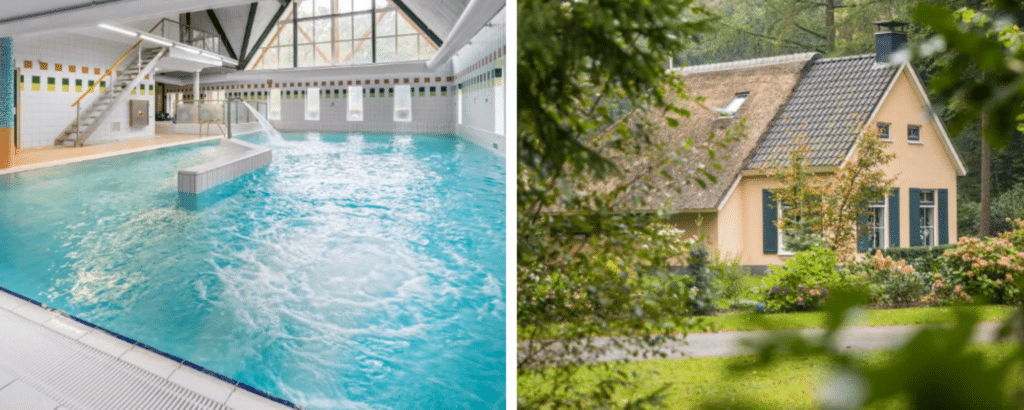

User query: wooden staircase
[55,46,167,147]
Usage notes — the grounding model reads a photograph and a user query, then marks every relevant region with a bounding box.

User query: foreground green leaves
[703,291,1024,410]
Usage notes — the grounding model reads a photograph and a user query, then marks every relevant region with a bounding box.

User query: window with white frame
[877,122,890,140]
[306,87,321,120]
[268,89,282,120]
[456,86,462,124]
[348,86,363,121]
[908,124,921,142]
[777,202,804,255]
[867,200,887,249]
[393,84,411,122]
[919,190,935,246]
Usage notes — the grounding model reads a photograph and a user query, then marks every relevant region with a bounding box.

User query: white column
[193,71,201,100]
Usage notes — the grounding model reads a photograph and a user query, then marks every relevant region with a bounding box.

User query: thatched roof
[610,53,818,212]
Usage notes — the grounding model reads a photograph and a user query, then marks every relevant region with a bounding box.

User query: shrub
[851,250,930,307]
[710,254,750,308]
[868,245,956,274]
[762,247,863,312]
[944,234,1024,304]
[676,244,717,315]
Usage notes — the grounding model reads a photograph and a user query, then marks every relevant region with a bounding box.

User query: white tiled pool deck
[0,289,297,410]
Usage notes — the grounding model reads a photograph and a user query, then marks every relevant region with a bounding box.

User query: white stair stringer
[55,47,167,147]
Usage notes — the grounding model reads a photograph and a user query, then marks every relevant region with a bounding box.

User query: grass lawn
[519,305,1018,340]
[518,342,1019,409]
[697,304,1018,333]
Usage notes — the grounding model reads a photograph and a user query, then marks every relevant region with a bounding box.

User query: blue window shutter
[909,188,921,247]
[888,188,900,247]
[857,201,870,253]
[938,189,949,245]
[763,190,777,254]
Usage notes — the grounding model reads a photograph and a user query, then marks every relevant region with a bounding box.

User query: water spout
[239,100,282,141]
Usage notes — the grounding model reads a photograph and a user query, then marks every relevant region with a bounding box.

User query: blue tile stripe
[0,37,12,128]
[0,284,298,408]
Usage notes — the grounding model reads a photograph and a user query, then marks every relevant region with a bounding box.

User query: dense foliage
[761,247,863,312]
[710,253,751,309]
[517,0,721,408]
[944,220,1024,304]
[678,244,717,315]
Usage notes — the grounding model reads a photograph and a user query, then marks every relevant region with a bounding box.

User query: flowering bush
[851,251,930,307]
[944,221,1024,304]
[762,247,863,312]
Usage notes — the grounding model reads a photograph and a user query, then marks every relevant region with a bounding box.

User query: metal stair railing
[58,44,165,146]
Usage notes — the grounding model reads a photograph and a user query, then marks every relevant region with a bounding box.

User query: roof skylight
[722,92,749,116]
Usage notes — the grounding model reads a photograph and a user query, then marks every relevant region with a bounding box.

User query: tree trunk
[980,114,991,236]
[825,0,835,52]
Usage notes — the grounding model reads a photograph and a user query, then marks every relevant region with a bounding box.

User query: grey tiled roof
[746,54,899,169]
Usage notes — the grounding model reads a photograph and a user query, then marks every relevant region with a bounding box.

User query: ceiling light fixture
[98,24,138,38]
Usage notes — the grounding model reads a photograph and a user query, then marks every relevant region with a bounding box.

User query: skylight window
[722,92,749,116]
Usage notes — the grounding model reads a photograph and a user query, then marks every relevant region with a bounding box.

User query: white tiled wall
[14,33,155,148]
[274,89,454,134]
[451,8,506,156]
[187,72,458,135]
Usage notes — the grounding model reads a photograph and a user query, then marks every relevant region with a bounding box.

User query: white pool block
[178,138,272,194]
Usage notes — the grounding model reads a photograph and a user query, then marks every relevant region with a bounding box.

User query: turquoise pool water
[0,132,505,409]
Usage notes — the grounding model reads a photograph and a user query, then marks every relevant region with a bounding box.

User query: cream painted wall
[871,67,960,247]
[716,176,746,261]
[668,212,718,250]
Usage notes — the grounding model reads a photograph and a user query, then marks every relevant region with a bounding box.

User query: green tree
[517,0,729,408]
[761,130,896,263]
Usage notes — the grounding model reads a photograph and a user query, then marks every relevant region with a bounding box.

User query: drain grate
[0,308,229,410]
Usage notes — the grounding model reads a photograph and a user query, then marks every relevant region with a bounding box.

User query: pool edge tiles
[0,285,299,410]
[0,136,223,176]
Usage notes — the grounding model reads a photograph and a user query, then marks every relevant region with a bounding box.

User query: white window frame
[777,202,798,256]
[867,199,888,250]
[457,86,463,125]
[722,92,749,116]
[393,84,412,122]
[305,87,321,121]
[919,190,936,246]
[347,86,363,121]
[908,124,921,142]
[877,122,890,140]
[268,89,282,120]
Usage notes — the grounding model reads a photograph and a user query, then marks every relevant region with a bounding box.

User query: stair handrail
[71,39,143,108]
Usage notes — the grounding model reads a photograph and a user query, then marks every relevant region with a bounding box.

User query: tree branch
[794,22,827,40]
[722,22,825,52]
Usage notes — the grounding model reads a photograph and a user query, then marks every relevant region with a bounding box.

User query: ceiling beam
[239,0,292,69]
[0,0,257,38]
[206,9,238,60]
[238,3,259,61]
[389,0,443,47]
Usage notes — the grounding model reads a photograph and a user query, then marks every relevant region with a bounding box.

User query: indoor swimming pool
[0,132,505,409]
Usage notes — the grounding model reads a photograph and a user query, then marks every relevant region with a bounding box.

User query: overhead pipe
[425,0,504,71]
[0,0,124,25]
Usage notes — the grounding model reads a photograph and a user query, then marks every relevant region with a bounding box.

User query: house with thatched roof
[634,22,966,271]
